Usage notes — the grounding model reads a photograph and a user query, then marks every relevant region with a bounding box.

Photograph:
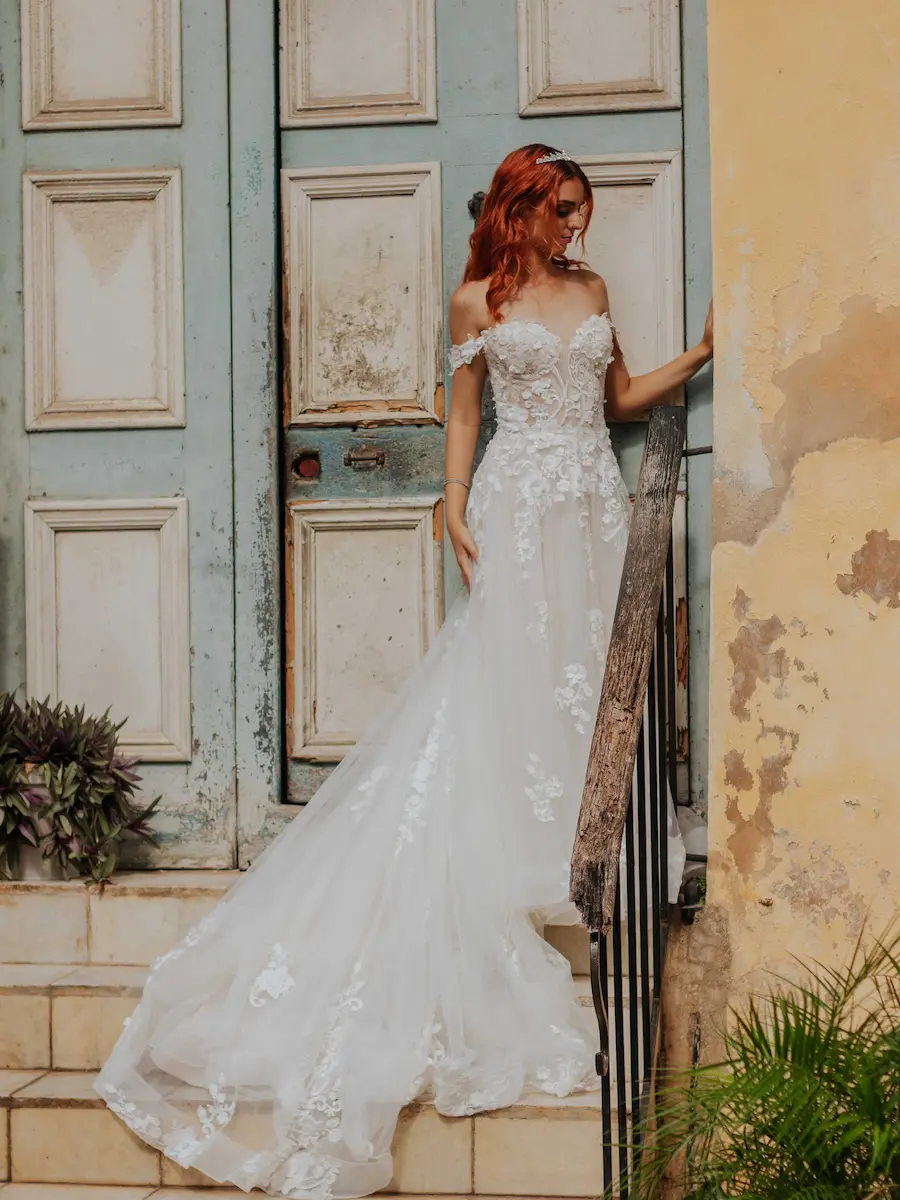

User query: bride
[96,143,713,1199]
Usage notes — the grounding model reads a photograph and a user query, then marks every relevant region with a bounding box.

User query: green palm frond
[634,928,900,1199]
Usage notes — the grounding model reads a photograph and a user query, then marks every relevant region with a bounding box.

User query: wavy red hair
[463,144,594,320]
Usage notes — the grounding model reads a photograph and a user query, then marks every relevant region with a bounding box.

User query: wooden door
[232,0,708,858]
[0,0,238,866]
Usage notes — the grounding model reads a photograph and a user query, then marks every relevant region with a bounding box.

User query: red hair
[463,144,594,320]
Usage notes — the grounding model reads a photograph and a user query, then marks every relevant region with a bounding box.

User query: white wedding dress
[96,312,685,1198]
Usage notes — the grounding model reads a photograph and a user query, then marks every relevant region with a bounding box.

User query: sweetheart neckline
[480,311,612,349]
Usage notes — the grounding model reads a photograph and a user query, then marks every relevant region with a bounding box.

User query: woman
[96,144,713,1199]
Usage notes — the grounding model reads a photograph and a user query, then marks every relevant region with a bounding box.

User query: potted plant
[0,692,160,884]
[0,692,46,879]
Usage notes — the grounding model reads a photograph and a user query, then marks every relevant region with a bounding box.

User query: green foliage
[636,929,900,1200]
[0,693,159,884]
[0,692,40,878]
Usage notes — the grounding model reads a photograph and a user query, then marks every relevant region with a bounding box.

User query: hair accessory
[536,149,573,165]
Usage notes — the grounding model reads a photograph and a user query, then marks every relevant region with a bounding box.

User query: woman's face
[544,178,587,255]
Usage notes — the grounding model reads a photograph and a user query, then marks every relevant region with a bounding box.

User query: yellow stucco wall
[706,1,900,995]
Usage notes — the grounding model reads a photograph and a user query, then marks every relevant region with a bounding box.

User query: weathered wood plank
[570,404,686,932]
[230,0,284,865]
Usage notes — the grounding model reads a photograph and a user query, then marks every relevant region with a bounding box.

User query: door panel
[517,0,681,114]
[25,499,191,763]
[282,163,443,425]
[280,0,437,127]
[23,167,185,429]
[21,0,181,129]
[268,0,691,830]
[287,498,443,760]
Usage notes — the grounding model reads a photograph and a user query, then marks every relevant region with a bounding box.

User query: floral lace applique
[526,599,549,643]
[554,663,594,735]
[108,1073,236,1170]
[250,943,296,1008]
[351,763,391,821]
[395,698,450,854]
[282,1148,341,1199]
[461,314,630,575]
[102,1083,162,1141]
[588,608,607,663]
[163,1125,206,1168]
[198,1073,236,1137]
[525,753,563,822]
[271,962,366,1199]
[448,335,485,373]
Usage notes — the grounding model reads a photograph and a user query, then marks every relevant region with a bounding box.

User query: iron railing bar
[647,637,663,991]
[625,802,642,1164]
[611,886,629,1197]
[634,725,652,1076]
[599,933,614,1192]
[589,929,610,1079]
[639,994,662,1119]
[665,543,678,801]
[654,604,668,993]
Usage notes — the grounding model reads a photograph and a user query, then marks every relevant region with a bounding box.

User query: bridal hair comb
[536,149,572,165]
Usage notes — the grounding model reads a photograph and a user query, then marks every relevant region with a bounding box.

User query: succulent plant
[0,692,159,884]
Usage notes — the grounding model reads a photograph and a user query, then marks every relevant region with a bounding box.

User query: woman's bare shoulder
[449,279,491,335]
[450,279,489,314]
[571,267,608,300]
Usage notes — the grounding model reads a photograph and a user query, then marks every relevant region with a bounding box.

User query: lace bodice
[448,313,614,433]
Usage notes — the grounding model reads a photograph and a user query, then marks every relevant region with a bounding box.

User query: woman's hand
[701,299,714,358]
[448,517,479,592]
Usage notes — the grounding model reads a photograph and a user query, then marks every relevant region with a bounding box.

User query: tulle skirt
[96,426,685,1199]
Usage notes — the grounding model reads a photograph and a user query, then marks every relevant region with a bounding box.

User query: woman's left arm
[604,296,713,421]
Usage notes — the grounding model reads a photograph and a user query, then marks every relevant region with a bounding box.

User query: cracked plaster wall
[704,0,900,1000]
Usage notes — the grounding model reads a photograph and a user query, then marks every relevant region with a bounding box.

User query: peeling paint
[723,749,753,791]
[715,301,900,546]
[317,298,406,400]
[724,792,774,881]
[836,529,900,608]
[728,599,788,721]
[773,841,866,931]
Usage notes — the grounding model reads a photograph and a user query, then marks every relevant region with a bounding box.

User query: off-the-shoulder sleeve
[448,334,485,373]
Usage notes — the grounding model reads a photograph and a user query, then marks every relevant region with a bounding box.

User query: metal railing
[570,404,687,1197]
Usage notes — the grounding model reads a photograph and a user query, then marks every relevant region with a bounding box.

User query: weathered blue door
[0,0,711,868]
[232,0,713,859]
[0,0,238,866]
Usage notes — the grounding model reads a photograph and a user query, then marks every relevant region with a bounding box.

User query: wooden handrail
[569,404,687,933]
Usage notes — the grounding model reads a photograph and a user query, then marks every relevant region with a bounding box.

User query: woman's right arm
[445,286,489,591]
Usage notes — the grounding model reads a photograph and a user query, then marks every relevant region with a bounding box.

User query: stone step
[0,1188,597,1198]
[0,1189,598,1199]
[0,1070,619,1197]
[0,874,644,981]
[0,1187,244,1197]
[1,966,644,1074]
[0,875,236,969]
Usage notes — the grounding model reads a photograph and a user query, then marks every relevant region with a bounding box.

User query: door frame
[230,0,287,864]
